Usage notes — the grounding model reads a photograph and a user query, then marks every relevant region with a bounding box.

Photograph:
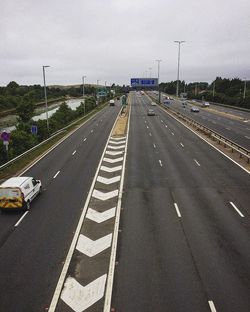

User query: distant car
[109,99,115,106]
[191,106,199,112]
[203,101,210,107]
[147,109,156,116]
[151,101,156,106]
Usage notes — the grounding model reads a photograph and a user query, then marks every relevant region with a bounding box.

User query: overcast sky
[1,0,250,87]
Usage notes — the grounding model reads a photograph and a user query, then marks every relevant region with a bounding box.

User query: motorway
[111,92,250,311]
[0,92,250,312]
[0,103,120,312]
[149,91,250,150]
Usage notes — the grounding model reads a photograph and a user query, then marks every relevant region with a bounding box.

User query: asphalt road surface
[0,103,120,312]
[111,92,250,312]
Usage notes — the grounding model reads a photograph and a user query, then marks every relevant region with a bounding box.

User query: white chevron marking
[61,275,107,312]
[106,150,124,156]
[109,140,126,145]
[103,157,123,163]
[97,175,121,184]
[92,189,119,200]
[110,137,126,141]
[86,207,116,223]
[76,233,113,257]
[100,165,122,173]
[107,145,125,150]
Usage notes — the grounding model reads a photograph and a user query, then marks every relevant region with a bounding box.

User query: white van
[151,101,156,106]
[109,99,115,106]
[0,177,42,211]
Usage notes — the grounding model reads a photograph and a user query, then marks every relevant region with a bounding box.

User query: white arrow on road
[103,157,123,163]
[97,175,121,184]
[107,145,125,150]
[76,233,113,257]
[106,151,124,156]
[92,189,119,200]
[61,275,107,312]
[109,140,126,145]
[100,165,122,173]
[86,207,116,223]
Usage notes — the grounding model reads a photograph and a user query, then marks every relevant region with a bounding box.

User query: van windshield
[0,188,21,198]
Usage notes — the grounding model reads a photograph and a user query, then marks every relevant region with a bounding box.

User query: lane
[112,92,250,311]
[0,104,120,312]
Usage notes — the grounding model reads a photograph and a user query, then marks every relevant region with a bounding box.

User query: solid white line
[72,150,76,155]
[180,142,184,147]
[208,300,217,312]
[174,203,181,218]
[230,202,244,217]
[194,159,201,166]
[14,211,29,227]
[83,138,87,142]
[53,171,60,179]
[159,160,163,167]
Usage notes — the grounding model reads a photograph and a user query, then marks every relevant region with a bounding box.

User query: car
[191,106,200,112]
[147,109,156,116]
[0,176,42,211]
[109,99,115,106]
[151,101,156,106]
[203,101,210,107]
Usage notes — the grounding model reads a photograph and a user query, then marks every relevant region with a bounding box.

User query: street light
[155,59,162,103]
[174,40,185,97]
[82,75,86,115]
[42,65,50,133]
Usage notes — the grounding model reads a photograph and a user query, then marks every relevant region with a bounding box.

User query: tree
[16,93,35,123]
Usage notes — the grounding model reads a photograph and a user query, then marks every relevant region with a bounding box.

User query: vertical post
[82,76,86,115]
[243,79,247,100]
[156,59,162,104]
[43,65,50,134]
[174,41,185,98]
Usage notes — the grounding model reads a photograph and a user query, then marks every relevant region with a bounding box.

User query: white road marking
[72,150,76,155]
[230,202,244,217]
[161,120,163,123]
[86,207,116,223]
[103,157,124,163]
[171,132,175,136]
[91,129,94,133]
[92,189,119,201]
[174,203,181,218]
[165,125,168,128]
[145,121,147,123]
[159,160,163,167]
[149,132,152,136]
[14,211,29,227]
[61,275,107,312]
[146,126,149,129]
[225,127,231,131]
[53,171,60,179]
[76,233,113,257]
[100,165,122,173]
[83,138,87,142]
[109,140,126,145]
[208,300,217,312]
[153,143,156,148]
[194,159,201,166]
[111,136,126,140]
[106,151,124,156]
[107,145,125,150]
[212,121,216,124]
[244,136,250,140]
[180,142,184,147]
[97,175,121,185]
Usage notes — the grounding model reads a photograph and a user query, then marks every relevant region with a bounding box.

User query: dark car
[147,109,156,116]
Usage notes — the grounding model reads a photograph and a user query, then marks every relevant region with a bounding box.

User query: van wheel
[26,201,31,211]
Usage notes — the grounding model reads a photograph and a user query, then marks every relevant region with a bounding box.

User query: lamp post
[174,40,185,97]
[82,75,86,115]
[156,59,162,103]
[43,65,50,133]
[243,78,247,100]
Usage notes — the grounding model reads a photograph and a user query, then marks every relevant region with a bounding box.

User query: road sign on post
[1,131,11,160]
[31,125,38,135]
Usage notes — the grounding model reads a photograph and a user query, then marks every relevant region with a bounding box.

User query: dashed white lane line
[180,142,184,147]
[174,203,181,218]
[14,211,29,227]
[72,150,76,156]
[208,300,217,312]
[244,136,250,140]
[165,125,168,128]
[159,160,163,167]
[153,143,156,149]
[225,127,231,131]
[146,126,149,129]
[91,130,94,133]
[230,202,244,217]
[83,138,87,142]
[161,120,163,123]
[171,132,175,136]
[53,171,60,179]
[149,133,152,136]
[194,159,201,166]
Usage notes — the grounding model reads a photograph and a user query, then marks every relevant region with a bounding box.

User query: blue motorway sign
[131,78,158,87]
